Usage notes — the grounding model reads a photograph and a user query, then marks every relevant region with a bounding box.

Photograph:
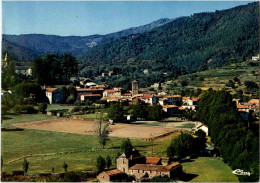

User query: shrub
[96,156,106,172]
[64,171,81,182]
[70,106,81,113]
[21,105,38,114]
[38,103,47,113]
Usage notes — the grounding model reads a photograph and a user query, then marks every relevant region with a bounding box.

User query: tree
[96,156,106,172]
[99,124,109,148]
[167,132,194,158]
[194,129,207,152]
[61,54,78,84]
[120,138,133,153]
[22,158,29,176]
[107,102,124,122]
[106,155,112,169]
[38,103,47,113]
[63,161,68,172]
[148,104,163,120]
[132,101,147,119]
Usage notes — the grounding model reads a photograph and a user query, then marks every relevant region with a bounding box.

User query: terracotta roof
[237,105,249,109]
[1,89,7,93]
[104,90,121,93]
[103,169,123,176]
[165,95,181,98]
[182,97,190,100]
[162,105,178,108]
[248,99,259,104]
[129,164,168,172]
[178,107,185,110]
[46,88,57,92]
[76,88,104,92]
[238,109,248,112]
[103,97,121,100]
[145,157,161,164]
[191,97,199,101]
[81,94,101,97]
[142,95,154,99]
[166,162,181,170]
[232,99,241,102]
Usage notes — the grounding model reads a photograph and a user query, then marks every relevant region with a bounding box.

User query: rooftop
[103,169,123,176]
[104,90,121,93]
[145,157,161,164]
[45,88,57,92]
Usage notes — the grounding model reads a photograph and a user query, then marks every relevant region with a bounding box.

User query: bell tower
[132,80,138,96]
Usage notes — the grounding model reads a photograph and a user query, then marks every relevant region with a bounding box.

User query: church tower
[132,80,138,96]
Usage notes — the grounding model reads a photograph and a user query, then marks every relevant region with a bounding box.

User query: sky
[2,1,252,36]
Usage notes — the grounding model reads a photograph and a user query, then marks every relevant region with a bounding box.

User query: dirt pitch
[13,119,175,139]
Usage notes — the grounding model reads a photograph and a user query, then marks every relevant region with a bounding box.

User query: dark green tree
[120,138,133,153]
[148,104,163,120]
[22,158,29,176]
[132,101,148,119]
[63,161,68,172]
[61,54,78,84]
[96,156,106,172]
[38,103,47,113]
[107,102,124,122]
[106,155,112,169]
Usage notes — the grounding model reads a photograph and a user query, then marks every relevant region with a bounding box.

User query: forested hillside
[80,2,259,75]
[2,18,173,61]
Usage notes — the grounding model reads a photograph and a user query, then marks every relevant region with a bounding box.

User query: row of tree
[107,101,164,122]
[196,90,259,182]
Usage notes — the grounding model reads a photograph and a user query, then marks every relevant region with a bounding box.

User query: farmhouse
[80,94,102,102]
[162,105,180,114]
[103,89,121,97]
[15,66,32,76]
[97,149,182,182]
[76,88,104,99]
[141,95,158,105]
[45,88,64,104]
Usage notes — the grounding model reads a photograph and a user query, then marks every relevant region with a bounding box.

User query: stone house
[97,149,182,182]
[141,95,158,105]
[97,169,128,182]
[162,105,180,114]
[103,90,121,98]
[15,66,32,76]
[163,95,182,105]
[45,88,64,104]
[76,88,104,99]
[80,94,102,102]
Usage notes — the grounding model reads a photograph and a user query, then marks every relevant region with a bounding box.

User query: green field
[1,109,239,182]
[182,157,239,182]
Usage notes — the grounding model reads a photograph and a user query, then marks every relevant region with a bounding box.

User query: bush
[96,156,106,172]
[64,171,81,182]
[70,106,81,113]
[38,103,47,113]
[66,95,76,104]
[21,105,38,114]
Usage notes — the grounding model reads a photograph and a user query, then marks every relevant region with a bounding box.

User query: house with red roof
[97,149,182,182]
[45,88,64,104]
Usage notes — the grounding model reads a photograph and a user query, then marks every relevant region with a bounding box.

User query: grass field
[182,157,239,182]
[1,109,238,182]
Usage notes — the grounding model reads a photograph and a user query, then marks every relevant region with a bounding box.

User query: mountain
[2,18,173,61]
[80,2,259,73]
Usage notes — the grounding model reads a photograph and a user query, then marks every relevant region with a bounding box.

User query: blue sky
[2,1,252,36]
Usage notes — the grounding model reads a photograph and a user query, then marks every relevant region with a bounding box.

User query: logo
[232,169,250,176]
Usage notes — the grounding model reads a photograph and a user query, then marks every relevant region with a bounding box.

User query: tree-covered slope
[2,18,173,61]
[80,2,259,72]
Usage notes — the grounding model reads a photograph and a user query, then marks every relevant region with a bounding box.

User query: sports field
[13,119,175,139]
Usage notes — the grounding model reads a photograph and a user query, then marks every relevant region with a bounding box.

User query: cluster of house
[45,80,199,114]
[97,149,182,182]
[234,98,259,121]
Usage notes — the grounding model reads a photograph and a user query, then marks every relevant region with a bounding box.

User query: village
[1,54,259,181]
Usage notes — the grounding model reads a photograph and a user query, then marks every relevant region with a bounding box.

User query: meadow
[1,105,239,182]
